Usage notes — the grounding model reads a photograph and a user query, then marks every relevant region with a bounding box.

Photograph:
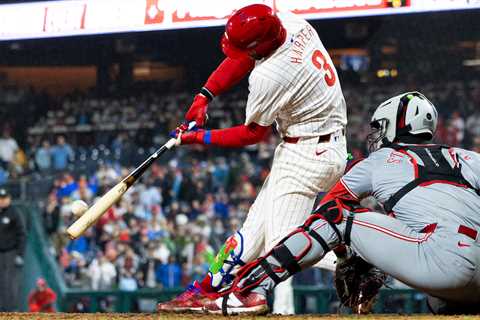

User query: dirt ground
[1,314,480,320]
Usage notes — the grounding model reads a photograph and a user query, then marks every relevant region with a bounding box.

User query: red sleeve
[319,157,366,205]
[209,123,270,147]
[181,123,270,147]
[204,57,255,96]
[319,180,360,206]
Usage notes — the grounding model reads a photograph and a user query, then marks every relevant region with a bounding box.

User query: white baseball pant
[239,129,347,262]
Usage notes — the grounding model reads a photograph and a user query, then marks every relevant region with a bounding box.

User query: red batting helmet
[221,4,286,60]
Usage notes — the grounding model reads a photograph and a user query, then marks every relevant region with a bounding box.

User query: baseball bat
[66,122,195,239]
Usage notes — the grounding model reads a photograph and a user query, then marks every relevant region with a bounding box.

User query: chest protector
[383,144,478,213]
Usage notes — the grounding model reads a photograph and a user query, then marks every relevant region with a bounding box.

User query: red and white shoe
[203,291,268,315]
[157,281,216,313]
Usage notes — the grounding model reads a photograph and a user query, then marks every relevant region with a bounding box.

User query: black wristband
[200,87,214,101]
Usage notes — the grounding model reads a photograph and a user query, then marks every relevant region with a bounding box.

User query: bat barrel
[66,182,128,239]
[66,137,178,239]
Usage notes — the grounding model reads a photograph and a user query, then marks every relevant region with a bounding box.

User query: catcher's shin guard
[224,213,343,295]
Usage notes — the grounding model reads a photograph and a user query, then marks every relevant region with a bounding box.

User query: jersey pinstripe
[245,11,347,138]
[210,11,349,293]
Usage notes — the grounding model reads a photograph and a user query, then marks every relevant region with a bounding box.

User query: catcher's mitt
[334,254,387,314]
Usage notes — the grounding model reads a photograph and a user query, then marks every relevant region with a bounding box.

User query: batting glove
[185,93,210,127]
[170,128,208,145]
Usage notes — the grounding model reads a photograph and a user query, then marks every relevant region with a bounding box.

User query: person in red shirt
[28,278,57,312]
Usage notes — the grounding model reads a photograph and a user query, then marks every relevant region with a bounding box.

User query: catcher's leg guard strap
[271,244,302,274]
[344,213,355,246]
[304,227,330,252]
[328,222,343,243]
[259,258,282,284]
[309,202,344,243]
[256,243,302,285]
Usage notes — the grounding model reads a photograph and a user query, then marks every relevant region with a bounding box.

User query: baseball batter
[205,92,480,315]
[158,4,347,312]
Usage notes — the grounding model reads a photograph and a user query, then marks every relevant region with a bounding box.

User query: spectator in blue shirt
[56,173,78,199]
[66,235,89,255]
[156,256,182,288]
[51,136,74,171]
[214,192,229,220]
[35,140,52,171]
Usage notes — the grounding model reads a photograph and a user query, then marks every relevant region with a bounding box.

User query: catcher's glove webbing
[334,255,387,314]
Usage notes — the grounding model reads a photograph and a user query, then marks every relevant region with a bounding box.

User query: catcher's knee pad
[311,199,361,246]
[208,231,245,289]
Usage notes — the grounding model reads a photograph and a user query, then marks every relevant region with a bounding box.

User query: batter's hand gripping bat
[66,122,196,239]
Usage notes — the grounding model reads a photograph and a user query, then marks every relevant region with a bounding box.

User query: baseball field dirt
[1,314,480,320]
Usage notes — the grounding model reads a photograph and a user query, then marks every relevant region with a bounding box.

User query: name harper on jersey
[289,24,315,64]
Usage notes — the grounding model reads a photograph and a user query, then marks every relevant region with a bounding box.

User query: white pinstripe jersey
[245,11,347,138]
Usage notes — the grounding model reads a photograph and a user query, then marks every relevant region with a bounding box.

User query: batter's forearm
[208,123,270,147]
[182,123,269,147]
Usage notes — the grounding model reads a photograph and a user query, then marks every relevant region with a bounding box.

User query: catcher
[202,92,480,315]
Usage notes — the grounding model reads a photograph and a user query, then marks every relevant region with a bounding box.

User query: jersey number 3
[312,49,336,87]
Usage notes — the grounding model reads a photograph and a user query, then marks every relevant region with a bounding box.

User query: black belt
[283,129,345,144]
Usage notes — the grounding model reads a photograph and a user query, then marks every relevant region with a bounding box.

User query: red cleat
[157,281,216,313]
[203,291,268,315]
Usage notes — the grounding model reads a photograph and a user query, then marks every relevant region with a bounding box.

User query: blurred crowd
[0,77,479,290]
[44,149,274,290]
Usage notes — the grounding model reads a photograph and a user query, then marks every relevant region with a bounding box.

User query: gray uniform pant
[0,250,21,311]
[250,211,480,313]
[345,212,480,309]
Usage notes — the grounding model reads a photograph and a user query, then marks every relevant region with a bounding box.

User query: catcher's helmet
[367,92,438,152]
[221,4,286,60]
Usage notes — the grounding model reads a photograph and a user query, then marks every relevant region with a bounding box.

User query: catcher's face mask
[367,118,388,153]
